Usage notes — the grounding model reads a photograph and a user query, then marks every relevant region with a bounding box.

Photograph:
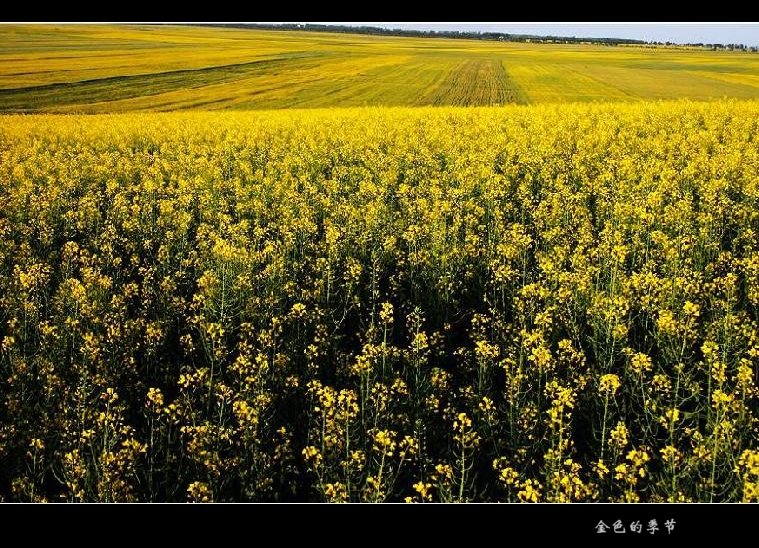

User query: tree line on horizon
[197,23,758,52]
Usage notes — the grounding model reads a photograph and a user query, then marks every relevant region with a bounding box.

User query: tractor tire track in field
[428,59,525,106]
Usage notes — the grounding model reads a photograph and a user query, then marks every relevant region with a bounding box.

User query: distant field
[1,24,759,112]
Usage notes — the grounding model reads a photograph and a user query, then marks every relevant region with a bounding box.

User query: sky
[322,23,759,47]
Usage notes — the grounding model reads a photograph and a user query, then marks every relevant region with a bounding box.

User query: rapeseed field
[0,101,757,502]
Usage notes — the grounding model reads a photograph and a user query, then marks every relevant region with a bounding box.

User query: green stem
[600,393,609,460]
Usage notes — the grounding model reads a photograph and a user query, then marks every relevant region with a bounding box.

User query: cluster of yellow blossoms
[0,100,757,502]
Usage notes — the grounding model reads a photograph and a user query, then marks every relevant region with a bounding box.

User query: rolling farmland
[0,24,758,504]
[1,25,759,112]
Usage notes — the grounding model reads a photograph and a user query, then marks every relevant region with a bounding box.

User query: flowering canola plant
[0,100,757,502]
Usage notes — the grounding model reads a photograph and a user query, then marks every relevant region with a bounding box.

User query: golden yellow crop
[0,100,757,502]
[1,25,759,112]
